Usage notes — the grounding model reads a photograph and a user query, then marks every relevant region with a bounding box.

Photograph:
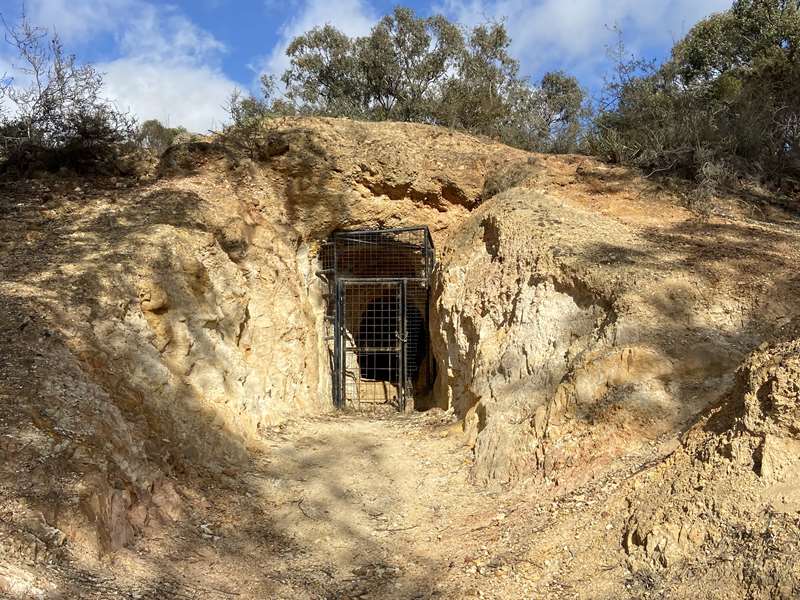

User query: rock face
[620,324,800,597]
[0,118,522,558]
[737,329,800,490]
[432,195,616,483]
[2,115,800,577]
[431,190,800,486]
[740,335,800,439]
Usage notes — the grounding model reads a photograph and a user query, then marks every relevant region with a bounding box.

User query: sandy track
[5,412,485,599]
[11,411,677,600]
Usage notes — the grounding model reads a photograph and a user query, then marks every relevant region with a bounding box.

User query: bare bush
[0,12,136,176]
[482,157,540,200]
[220,79,292,161]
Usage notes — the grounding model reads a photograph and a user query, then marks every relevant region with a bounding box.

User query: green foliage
[280,9,467,122]
[358,7,464,121]
[590,1,800,192]
[269,7,586,153]
[538,71,585,152]
[283,25,363,116]
[438,22,520,137]
[222,77,293,159]
[137,119,188,155]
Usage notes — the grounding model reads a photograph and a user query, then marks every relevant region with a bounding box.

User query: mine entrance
[320,227,435,411]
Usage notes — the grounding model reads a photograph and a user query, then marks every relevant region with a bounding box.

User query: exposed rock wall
[63,118,516,455]
[1,118,524,555]
[431,190,800,486]
[740,333,800,439]
[432,199,615,483]
[0,178,328,554]
[3,116,799,568]
[620,323,800,597]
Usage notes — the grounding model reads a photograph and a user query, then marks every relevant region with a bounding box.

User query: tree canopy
[591,0,800,192]
[237,7,585,153]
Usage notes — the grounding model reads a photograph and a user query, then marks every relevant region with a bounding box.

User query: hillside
[1,117,799,599]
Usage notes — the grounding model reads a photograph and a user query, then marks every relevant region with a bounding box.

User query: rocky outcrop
[740,334,800,440]
[0,118,523,558]
[432,190,800,486]
[431,196,618,483]
[2,116,800,578]
[621,323,800,596]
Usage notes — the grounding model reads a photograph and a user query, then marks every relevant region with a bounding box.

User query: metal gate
[339,279,405,410]
[320,227,435,412]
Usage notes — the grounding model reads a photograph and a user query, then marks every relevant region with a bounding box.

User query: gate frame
[335,278,407,410]
[327,226,434,411]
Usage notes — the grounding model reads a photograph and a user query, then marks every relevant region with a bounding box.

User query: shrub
[217,77,293,161]
[590,2,800,193]
[137,120,188,156]
[0,14,136,176]
[482,157,540,200]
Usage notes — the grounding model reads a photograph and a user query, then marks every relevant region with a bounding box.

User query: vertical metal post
[422,230,433,403]
[425,282,432,397]
[334,278,344,408]
[331,234,340,408]
[426,230,431,280]
[400,279,408,411]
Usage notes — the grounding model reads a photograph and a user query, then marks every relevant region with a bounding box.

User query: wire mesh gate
[319,227,435,412]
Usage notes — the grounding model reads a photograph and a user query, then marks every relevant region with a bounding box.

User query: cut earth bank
[1,117,799,599]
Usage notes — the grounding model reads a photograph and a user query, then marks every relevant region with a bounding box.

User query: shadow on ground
[0,159,439,599]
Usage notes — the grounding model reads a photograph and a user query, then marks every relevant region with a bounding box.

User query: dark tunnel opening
[321,226,435,411]
[356,292,428,384]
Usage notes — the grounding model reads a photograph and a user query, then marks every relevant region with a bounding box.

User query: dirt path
[13,412,485,599]
[237,412,478,599]
[1,366,689,600]
[4,404,682,600]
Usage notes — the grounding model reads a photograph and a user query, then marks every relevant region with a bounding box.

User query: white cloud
[25,0,135,41]
[18,0,241,131]
[116,5,226,63]
[438,0,733,84]
[97,2,239,130]
[100,60,236,132]
[260,0,377,79]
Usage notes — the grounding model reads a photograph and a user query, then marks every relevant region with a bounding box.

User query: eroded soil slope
[434,186,800,487]
[2,117,800,599]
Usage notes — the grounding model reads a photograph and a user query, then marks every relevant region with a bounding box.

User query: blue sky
[0,0,733,131]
